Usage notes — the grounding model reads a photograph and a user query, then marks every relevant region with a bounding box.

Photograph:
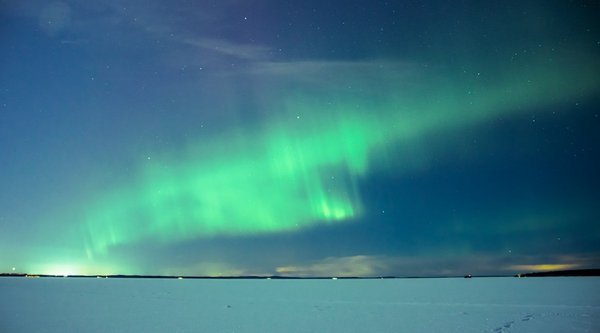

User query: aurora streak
[82,57,598,257]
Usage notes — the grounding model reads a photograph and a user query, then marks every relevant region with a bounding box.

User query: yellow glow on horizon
[33,262,120,276]
[510,264,579,272]
[40,264,82,276]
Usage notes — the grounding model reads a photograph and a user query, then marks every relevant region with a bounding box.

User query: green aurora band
[81,57,599,257]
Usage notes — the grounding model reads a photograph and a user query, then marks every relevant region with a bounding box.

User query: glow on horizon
[25,262,121,276]
[511,264,580,272]
[37,264,82,276]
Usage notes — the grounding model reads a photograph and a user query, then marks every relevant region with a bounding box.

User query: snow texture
[1,277,599,332]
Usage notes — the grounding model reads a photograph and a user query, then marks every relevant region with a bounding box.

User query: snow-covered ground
[1,277,599,332]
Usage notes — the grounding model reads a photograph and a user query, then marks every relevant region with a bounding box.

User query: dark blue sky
[1,0,599,276]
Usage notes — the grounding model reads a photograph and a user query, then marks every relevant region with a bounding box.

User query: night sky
[1,0,599,277]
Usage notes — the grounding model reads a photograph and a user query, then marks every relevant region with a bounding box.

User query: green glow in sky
[4,0,600,278]
[83,110,379,255]
[82,57,598,257]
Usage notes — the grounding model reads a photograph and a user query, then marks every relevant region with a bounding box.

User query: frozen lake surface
[1,277,599,332]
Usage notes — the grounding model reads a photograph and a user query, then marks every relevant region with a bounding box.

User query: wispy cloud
[276,255,387,277]
[60,39,89,45]
[276,253,600,277]
[275,255,476,278]
[183,37,272,61]
[163,261,248,277]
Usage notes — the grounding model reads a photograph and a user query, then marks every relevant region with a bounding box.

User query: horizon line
[2,268,599,279]
[0,272,507,279]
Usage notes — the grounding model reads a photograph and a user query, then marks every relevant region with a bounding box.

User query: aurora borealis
[1,0,599,277]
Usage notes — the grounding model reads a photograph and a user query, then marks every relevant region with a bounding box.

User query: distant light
[12,267,16,271]
[332,277,338,280]
[178,277,183,280]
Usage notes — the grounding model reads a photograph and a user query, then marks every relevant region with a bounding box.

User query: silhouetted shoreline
[515,269,600,277]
